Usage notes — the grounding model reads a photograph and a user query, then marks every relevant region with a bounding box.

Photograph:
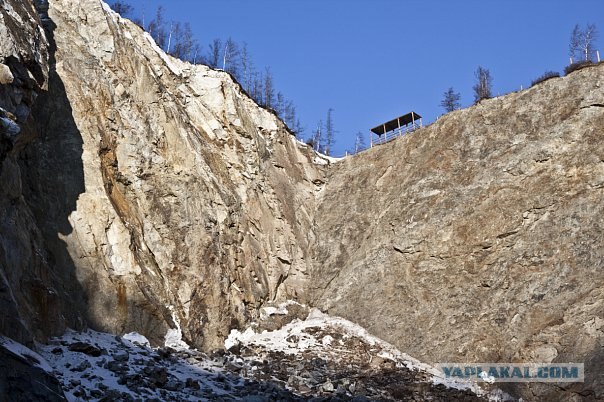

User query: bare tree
[569,24,582,63]
[250,71,264,105]
[325,108,335,156]
[240,42,253,92]
[440,87,461,113]
[208,38,222,68]
[312,120,323,152]
[167,22,196,62]
[473,66,492,103]
[294,119,304,140]
[275,92,285,118]
[191,43,203,64]
[263,67,275,109]
[354,131,366,154]
[166,21,181,54]
[582,24,598,61]
[182,23,197,62]
[569,23,599,62]
[284,100,295,128]
[223,37,240,78]
[147,6,167,50]
[109,1,133,16]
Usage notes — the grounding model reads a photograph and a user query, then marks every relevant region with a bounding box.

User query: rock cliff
[310,65,604,400]
[1,0,603,400]
[2,0,324,352]
[0,0,60,347]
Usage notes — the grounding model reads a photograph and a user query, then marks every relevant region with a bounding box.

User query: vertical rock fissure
[98,126,183,339]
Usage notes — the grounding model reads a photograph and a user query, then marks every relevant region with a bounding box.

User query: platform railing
[371,123,419,147]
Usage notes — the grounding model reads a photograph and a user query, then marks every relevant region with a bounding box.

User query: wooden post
[570,57,573,65]
[397,118,401,137]
[420,117,423,128]
[598,51,601,63]
[411,112,415,130]
[382,124,386,144]
[370,132,373,148]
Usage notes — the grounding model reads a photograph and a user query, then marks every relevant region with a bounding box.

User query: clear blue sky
[120,0,603,156]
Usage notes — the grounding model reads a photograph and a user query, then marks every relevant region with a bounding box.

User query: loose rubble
[37,305,511,401]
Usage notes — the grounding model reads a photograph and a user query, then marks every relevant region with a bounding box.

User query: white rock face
[16,0,325,351]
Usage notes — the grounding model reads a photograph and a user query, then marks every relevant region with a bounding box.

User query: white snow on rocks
[313,152,344,165]
[164,305,190,351]
[226,308,505,400]
[31,305,510,401]
[259,299,298,320]
[1,335,53,372]
[38,329,243,401]
[122,332,150,348]
[164,328,189,351]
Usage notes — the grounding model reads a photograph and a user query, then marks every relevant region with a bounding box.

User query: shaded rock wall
[0,0,81,347]
[310,65,604,400]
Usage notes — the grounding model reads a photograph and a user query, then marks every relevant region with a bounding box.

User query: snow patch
[37,314,507,401]
[259,300,300,320]
[164,328,189,350]
[291,135,310,148]
[142,31,184,76]
[321,335,333,346]
[39,329,240,401]
[100,1,114,15]
[164,305,190,350]
[122,332,150,348]
[225,308,492,397]
[289,136,344,165]
[313,155,329,165]
[313,151,344,165]
[1,336,53,372]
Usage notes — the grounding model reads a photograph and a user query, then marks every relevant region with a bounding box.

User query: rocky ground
[31,304,509,401]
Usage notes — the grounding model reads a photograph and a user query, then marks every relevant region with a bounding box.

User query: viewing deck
[370,111,422,147]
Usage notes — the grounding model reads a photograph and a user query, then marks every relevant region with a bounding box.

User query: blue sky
[121,0,604,156]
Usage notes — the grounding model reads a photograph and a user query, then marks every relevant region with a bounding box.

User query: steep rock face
[0,0,76,348]
[18,0,323,351]
[0,0,48,122]
[311,65,604,400]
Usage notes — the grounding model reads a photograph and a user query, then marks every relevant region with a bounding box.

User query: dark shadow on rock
[0,341,66,402]
[16,9,89,337]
